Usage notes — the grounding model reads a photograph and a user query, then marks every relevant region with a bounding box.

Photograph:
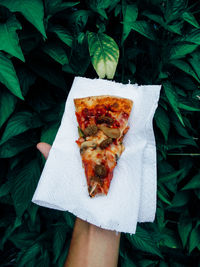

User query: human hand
[37,142,51,159]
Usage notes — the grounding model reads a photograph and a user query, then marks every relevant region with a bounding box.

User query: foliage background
[0,0,200,266]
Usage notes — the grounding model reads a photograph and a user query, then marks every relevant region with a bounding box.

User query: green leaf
[0,111,42,145]
[161,228,181,249]
[0,180,11,197]
[182,172,200,190]
[0,132,36,158]
[11,159,40,217]
[170,59,200,83]
[0,52,23,99]
[184,29,200,45]
[0,0,46,38]
[41,122,60,145]
[189,224,200,253]
[0,89,17,128]
[122,4,138,43]
[159,169,184,183]
[154,107,170,142]
[188,51,200,79]
[17,243,41,266]
[87,32,119,79]
[178,218,192,248]
[49,25,73,47]
[171,191,190,208]
[169,43,198,60]
[0,15,24,62]
[178,103,200,112]
[127,21,156,41]
[53,225,68,263]
[182,12,200,28]
[45,0,79,17]
[127,226,163,258]
[42,42,69,65]
[163,81,184,126]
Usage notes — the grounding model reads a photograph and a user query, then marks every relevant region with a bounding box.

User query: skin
[37,142,121,267]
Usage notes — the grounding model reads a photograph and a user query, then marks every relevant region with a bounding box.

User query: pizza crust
[74,95,133,116]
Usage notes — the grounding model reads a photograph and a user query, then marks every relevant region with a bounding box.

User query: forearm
[64,218,121,267]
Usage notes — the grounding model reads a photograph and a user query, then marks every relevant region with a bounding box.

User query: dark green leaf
[163,81,184,126]
[122,4,138,43]
[49,25,73,47]
[42,42,69,65]
[87,32,119,79]
[0,15,24,61]
[0,52,23,99]
[182,171,200,190]
[169,43,198,60]
[182,12,200,28]
[171,191,190,208]
[127,226,163,258]
[154,107,170,142]
[0,89,17,127]
[0,111,42,145]
[128,21,156,41]
[178,216,192,248]
[189,224,200,253]
[53,225,68,263]
[11,159,40,217]
[0,0,46,38]
[40,122,60,145]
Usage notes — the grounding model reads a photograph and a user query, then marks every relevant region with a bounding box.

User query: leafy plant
[0,0,200,266]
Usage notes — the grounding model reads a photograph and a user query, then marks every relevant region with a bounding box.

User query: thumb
[37,142,51,159]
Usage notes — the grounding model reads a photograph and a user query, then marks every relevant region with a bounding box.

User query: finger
[37,142,51,159]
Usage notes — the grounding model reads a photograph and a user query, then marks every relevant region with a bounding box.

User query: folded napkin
[32,77,161,234]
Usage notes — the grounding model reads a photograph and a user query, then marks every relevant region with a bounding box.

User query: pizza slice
[74,95,133,197]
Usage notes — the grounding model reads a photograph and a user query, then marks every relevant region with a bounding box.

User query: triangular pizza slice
[74,95,133,197]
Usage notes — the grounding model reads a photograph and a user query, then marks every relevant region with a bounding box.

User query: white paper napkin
[32,77,161,234]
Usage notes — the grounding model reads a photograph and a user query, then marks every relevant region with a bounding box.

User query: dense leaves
[0,0,200,266]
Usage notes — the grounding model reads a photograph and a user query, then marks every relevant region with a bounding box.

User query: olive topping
[84,125,98,136]
[100,138,112,149]
[97,115,114,125]
[94,164,107,178]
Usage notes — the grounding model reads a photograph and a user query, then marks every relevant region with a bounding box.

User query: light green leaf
[122,4,138,43]
[163,81,184,126]
[0,0,46,38]
[159,169,184,183]
[170,59,200,83]
[182,12,200,28]
[169,43,198,60]
[11,159,40,217]
[42,42,68,65]
[189,225,200,253]
[0,111,42,145]
[154,107,170,142]
[0,89,17,128]
[127,21,156,40]
[0,52,23,99]
[127,226,163,258]
[49,25,73,47]
[87,32,119,79]
[0,16,24,62]
[182,172,200,190]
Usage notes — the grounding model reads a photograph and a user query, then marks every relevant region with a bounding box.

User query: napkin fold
[32,77,161,234]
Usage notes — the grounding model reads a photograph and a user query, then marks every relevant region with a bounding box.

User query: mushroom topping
[100,138,113,149]
[80,141,97,154]
[98,125,120,139]
[84,125,98,136]
[94,164,107,178]
[97,115,114,125]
